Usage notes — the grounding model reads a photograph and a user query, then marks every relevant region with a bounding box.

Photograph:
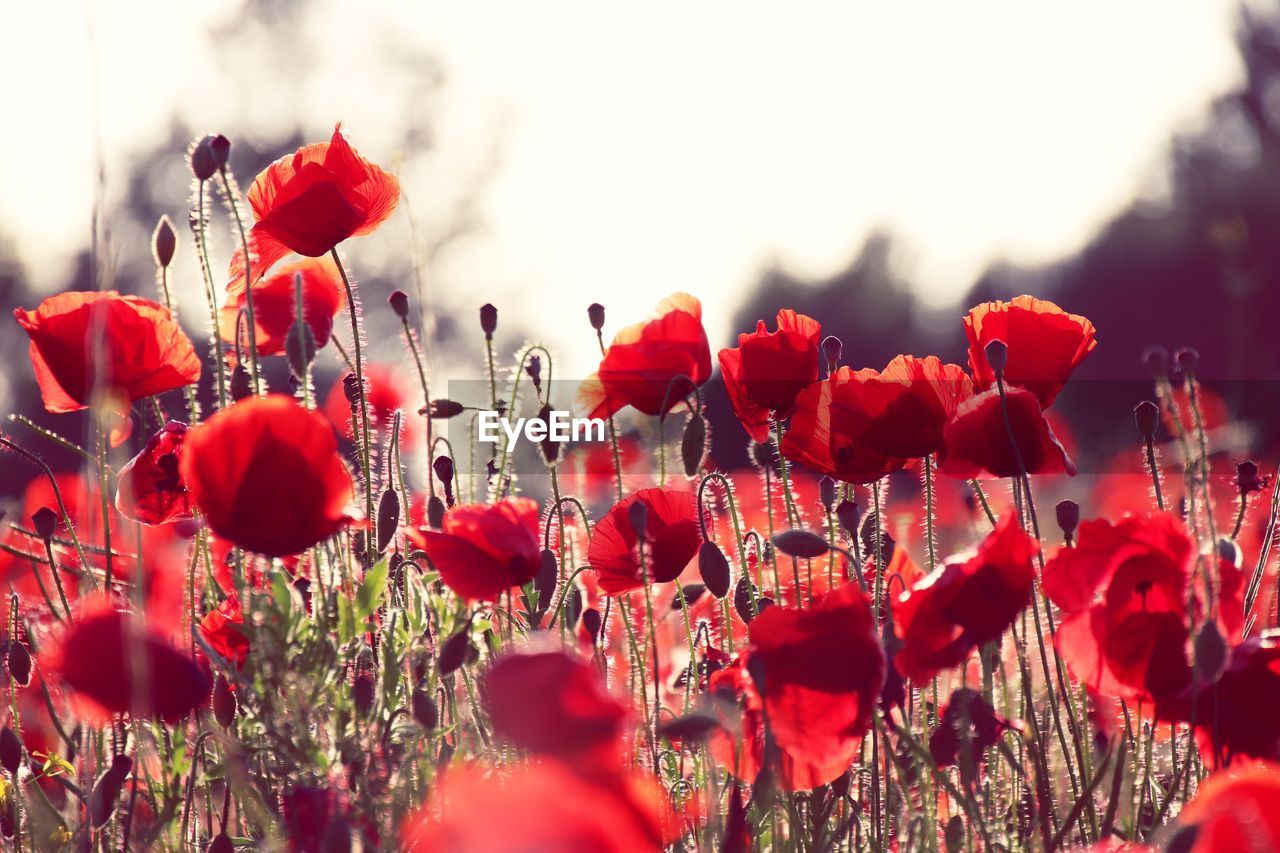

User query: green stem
[330,248,376,566]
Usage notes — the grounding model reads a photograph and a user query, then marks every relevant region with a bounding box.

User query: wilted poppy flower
[482,650,627,762]
[181,395,354,557]
[199,596,249,668]
[718,310,821,441]
[227,125,400,293]
[409,498,541,601]
[579,294,712,420]
[894,516,1037,683]
[939,386,1075,479]
[1044,513,1194,703]
[1175,762,1280,851]
[929,688,1012,785]
[14,291,201,442]
[219,257,343,357]
[402,760,673,852]
[588,488,704,595]
[49,604,209,721]
[116,421,192,525]
[747,581,886,790]
[964,295,1096,409]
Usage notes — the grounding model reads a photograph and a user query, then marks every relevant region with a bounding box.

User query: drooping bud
[537,403,561,466]
[534,549,558,612]
[152,216,177,268]
[751,440,775,469]
[209,835,235,853]
[412,688,439,730]
[285,319,317,379]
[984,339,1008,377]
[672,583,706,610]
[525,355,542,393]
[189,135,217,181]
[321,816,353,853]
[698,541,731,598]
[32,507,57,542]
[426,495,446,529]
[342,372,361,405]
[1142,346,1169,379]
[835,499,860,539]
[1174,346,1199,379]
[376,489,400,553]
[821,335,843,370]
[580,607,602,642]
[0,727,22,776]
[1134,401,1160,440]
[1193,621,1228,683]
[681,412,707,477]
[733,576,758,623]
[819,476,837,511]
[1055,500,1079,546]
[352,674,376,717]
[388,290,410,319]
[210,134,231,171]
[563,586,583,628]
[426,399,465,419]
[438,628,472,675]
[212,675,237,728]
[433,456,455,507]
[89,757,132,828]
[6,639,31,687]
[772,529,830,559]
[479,303,498,339]
[587,303,606,331]
[628,501,649,544]
[231,365,253,400]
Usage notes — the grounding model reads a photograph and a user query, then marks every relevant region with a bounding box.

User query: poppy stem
[1143,435,1166,511]
[330,248,377,566]
[95,419,114,591]
[399,316,434,497]
[191,181,230,409]
[218,168,262,396]
[923,454,938,572]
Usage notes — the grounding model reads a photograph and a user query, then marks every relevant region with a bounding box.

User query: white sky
[0,0,1244,377]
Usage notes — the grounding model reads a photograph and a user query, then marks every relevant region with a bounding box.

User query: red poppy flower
[1176,762,1280,851]
[718,310,821,441]
[323,365,421,445]
[929,688,1013,785]
[49,603,209,721]
[219,257,343,357]
[199,596,250,668]
[227,125,400,294]
[939,386,1076,480]
[1043,513,1194,702]
[116,421,193,525]
[403,760,674,852]
[964,295,1097,409]
[747,581,886,790]
[894,516,1037,683]
[588,488,704,595]
[14,291,201,442]
[482,649,627,763]
[781,375,903,484]
[408,497,541,601]
[181,395,354,557]
[579,294,712,420]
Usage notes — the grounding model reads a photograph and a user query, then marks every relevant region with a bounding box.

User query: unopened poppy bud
[285,320,316,379]
[984,339,1008,376]
[352,674,376,717]
[672,584,706,611]
[1236,460,1268,496]
[751,440,775,468]
[479,303,498,339]
[388,289,410,319]
[322,816,352,853]
[821,335,842,369]
[835,499,860,538]
[212,675,237,728]
[433,456,455,509]
[1134,401,1160,440]
[152,216,177,268]
[412,687,439,730]
[426,495,446,529]
[89,759,130,828]
[1142,346,1169,378]
[772,529,830,559]
[587,302,606,331]
[733,576,758,623]
[1193,621,1227,682]
[32,506,57,541]
[698,541,731,598]
[0,727,21,776]
[819,476,837,510]
[681,412,707,477]
[425,399,463,419]
[231,365,253,400]
[580,607,603,641]
[438,628,472,675]
[190,135,217,181]
[628,501,649,540]
[210,134,231,171]
[525,355,542,391]
[6,640,30,687]
[1055,500,1079,546]
[209,835,235,853]
[1217,537,1241,566]
[563,586,583,627]
[536,403,561,466]
[1174,346,1199,378]
[342,372,361,405]
[376,488,400,553]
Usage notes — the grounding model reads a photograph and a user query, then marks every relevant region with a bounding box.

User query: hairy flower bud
[1134,401,1160,440]
[210,134,231,171]
[1055,500,1079,546]
[698,541,731,598]
[628,501,649,541]
[681,412,707,477]
[819,476,837,511]
[376,488,400,553]
[6,640,30,687]
[984,339,1008,376]
[190,135,217,181]
[152,216,177,268]
[479,303,498,339]
[32,506,57,542]
[412,688,439,730]
[587,302,606,331]
[212,675,237,728]
[772,529,830,559]
[231,365,253,401]
[821,335,843,370]
[388,289,410,319]
[1142,346,1169,379]
[1174,346,1199,378]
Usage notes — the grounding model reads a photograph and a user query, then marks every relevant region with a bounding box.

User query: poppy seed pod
[0,727,21,776]
[376,488,400,553]
[587,302,606,331]
[1237,460,1267,496]
[580,607,602,641]
[628,500,649,541]
[152,216,177,268]
[681,411,707,477]
[984,339,1009,376]
[821,335,843,369]
[231,364,253,401]
[412,687,439,730]
[6,640,31,687]
[1174,346,1199,378]
[773,529,830,559]
[1055,500,1080,546]
[698,540,731,598]
[32,506,57,541]
[1142,346,1169,378]
[190,135,217,181]
[212,674,237,728]
[819,476,837,510]
[388,289,410,319]
[479,303,498,339]
[1134,401,1160,440]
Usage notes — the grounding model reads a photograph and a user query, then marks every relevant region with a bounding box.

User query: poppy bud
[821,335,843,370]
[564,586,584,627]
[352,674,376,717]
[6,640,30,687]
[0,727,21,776]
[534,549,558,611]
[212,674,237,728]
[525,355,542,392]
[342,372,362,405]
[376,489,400,553]
[984,339,1008,377]
[537,403,561,466]
[426,495,446,529]
[412,688,439,730]
[426,399,465,419]
[698,541,731,598]
[835,499,860,538]
[89,758,130,828]
[681,412,707,477]
[733,576,758,623]
[1217,536,1240,566]
[286,320,317,379]
[152,216,177,268]
[438,629,472,675]
[819,476,837,510]
[190,135,217,181]
[1141,346,1169,378]
[388,289,410,319]
[433,455,454,488]
[587,302,606,331]
[1193,621,1227,683]
[231,364,253,400]
[209,835,235,853]
[751,440,775,468]
[1055,500,1079,546]
[830,770,852,800]
[658,711,720,741]
[580,607,602,641]
[479,303,498,339]
[1174,346,1199,378]
[1237,460,1267,496]
[628,501,649,541]
[32,506,57,542]
[772,529,830,559]
[672,583,706,610]
[1134,401,1160,440]
[860,513,895,567]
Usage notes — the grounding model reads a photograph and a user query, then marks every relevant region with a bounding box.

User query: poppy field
[3,125,1280,852]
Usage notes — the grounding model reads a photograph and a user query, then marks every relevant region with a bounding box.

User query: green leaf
[271,571,293,620]
[337,594,356,645]
[355,558,389,621]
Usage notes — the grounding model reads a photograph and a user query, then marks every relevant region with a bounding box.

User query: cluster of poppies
[1,124,1276,852]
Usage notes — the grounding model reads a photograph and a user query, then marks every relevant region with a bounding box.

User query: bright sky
[0,0,1244,377]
